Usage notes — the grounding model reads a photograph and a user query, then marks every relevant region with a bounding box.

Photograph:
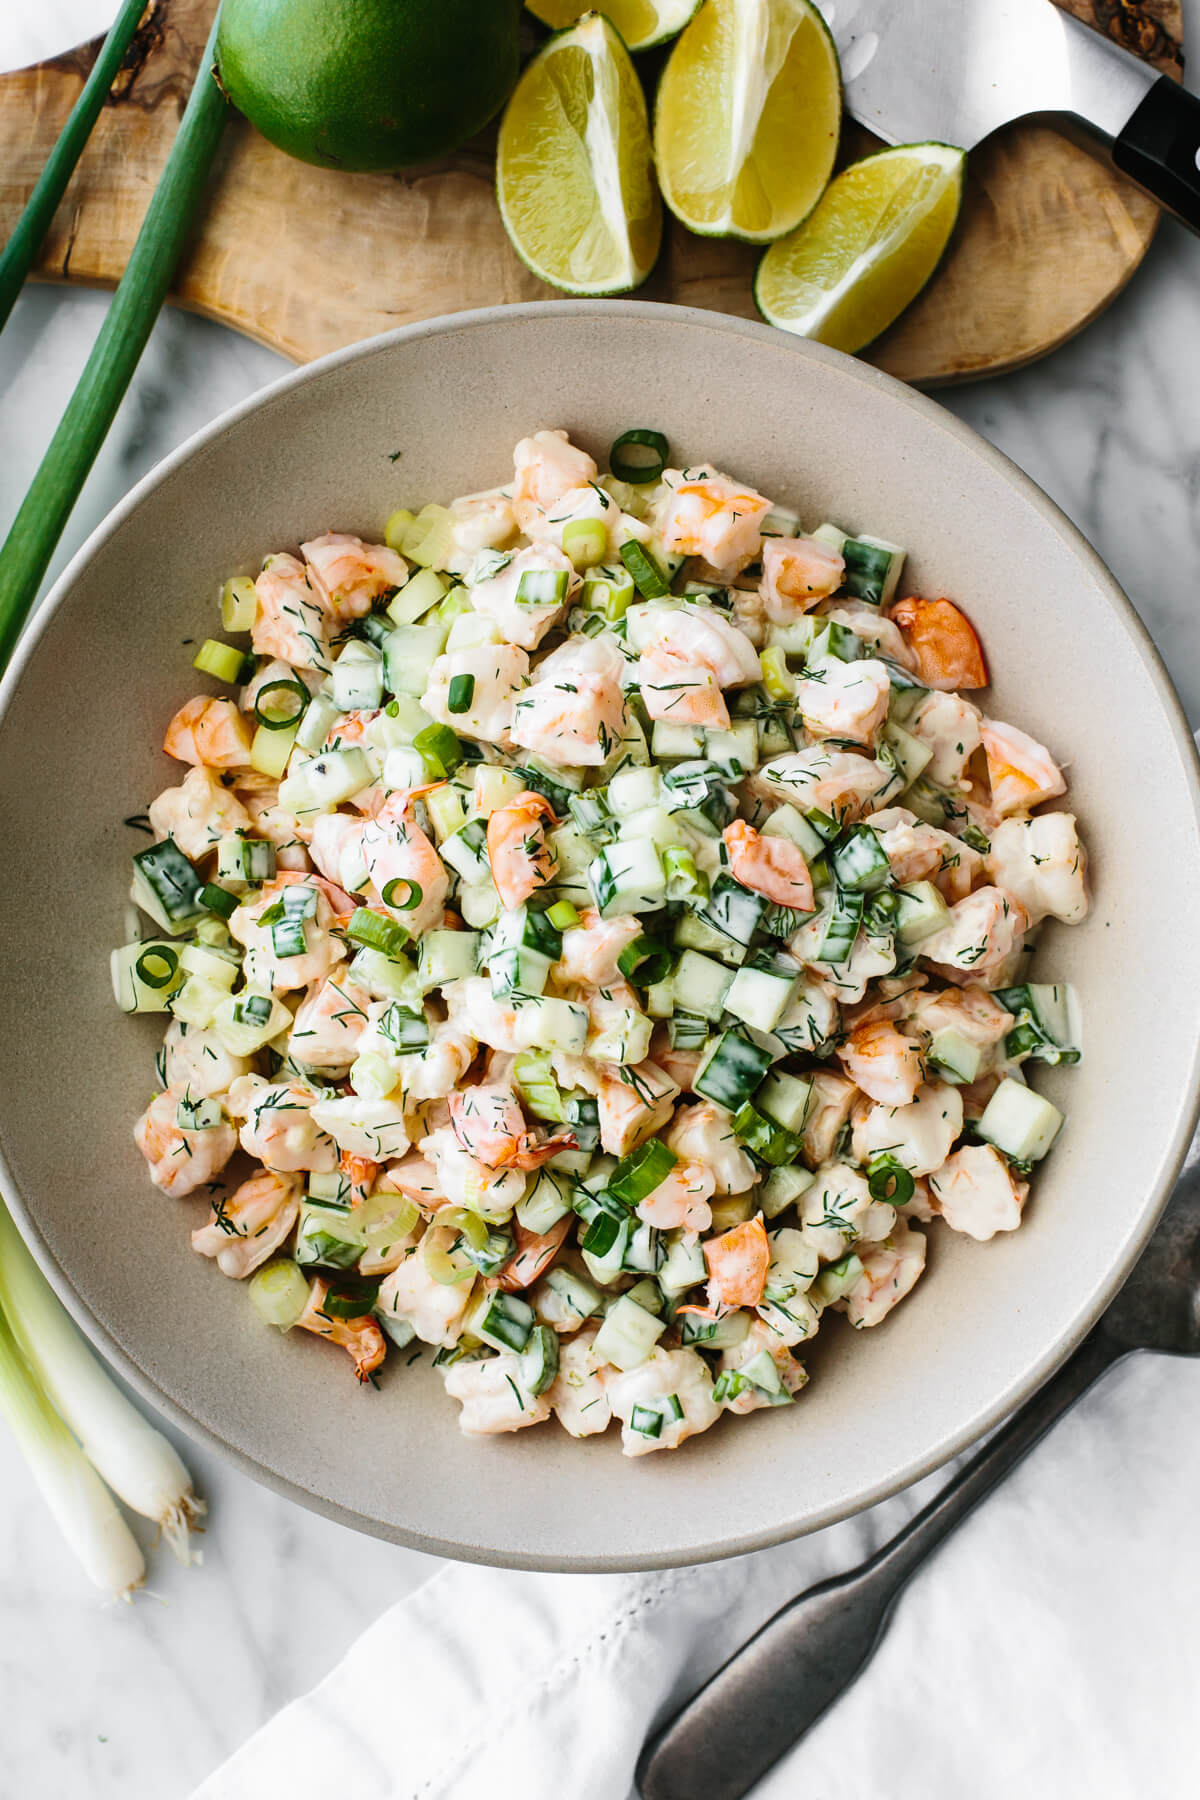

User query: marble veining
[4,51,1200,1796]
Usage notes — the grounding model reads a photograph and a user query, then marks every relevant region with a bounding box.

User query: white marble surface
[4,57,1200,1799]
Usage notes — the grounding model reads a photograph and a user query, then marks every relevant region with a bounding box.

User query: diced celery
[424,781,472,843]
[402,503,456,569]
[250,718,300,778]
[472,765,526,817]
[220,575,258,633]
[387,566,447,626]
[193,638,244,683]
[294,694,343,754]
[385,508,416,552]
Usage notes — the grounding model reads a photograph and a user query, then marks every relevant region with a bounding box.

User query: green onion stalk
[0,1200,205,1577]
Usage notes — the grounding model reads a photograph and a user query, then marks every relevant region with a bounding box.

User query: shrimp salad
[117,428,1088,1456]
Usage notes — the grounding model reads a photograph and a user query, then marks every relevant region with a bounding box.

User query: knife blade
[814,0,1200,232]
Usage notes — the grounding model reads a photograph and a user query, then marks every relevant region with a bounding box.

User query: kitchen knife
[815,0,1200,232]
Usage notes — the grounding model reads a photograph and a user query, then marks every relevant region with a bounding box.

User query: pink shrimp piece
[233,774,312,869]
[658,472,772,574]
[296,1277,386,1382]
[979,719,1067,818]
[134,1090,237,1199]
[339,1151,381,1208]
[447,1081,575,1172]
[722,820,814,912]
[555,910,642,987]
[837,1020,925,1108]
[596,1060,680,1157]
[760,536,845,619]
[302,533,408,622]
[361,790,449,936]
[512,429,599,532]
[163,696,254,771]
[381,1152,446,1215]
[148,766,253,862]
[191,1170,301,1278]
[703,1216,770,1310]
[288,972,374,1073]
[486,790,558,911]
[498,1217,573,1292]
[230,1077,338,1174]
[251,553,331,673]
[638,645,731,729]
[636,1160,715,1234]
[889,596,987,692]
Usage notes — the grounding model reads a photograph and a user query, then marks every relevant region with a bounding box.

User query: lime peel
[525,0,701,53]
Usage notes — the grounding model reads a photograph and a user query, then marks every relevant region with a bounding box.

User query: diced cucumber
[438,817,491,885]
[383,621,446,697]
[593,1294,666,1371]
[927,1028,983,1085]
[581,1216,632,1286]
[704,721,758,777]
[517,1169,574,1234]
[761,804,826,863]
[818,890,864,964]
[210,991,293,1056]
[548,820,596,881]
[733,1102,804,1167]
[700,873,766,950]
[589,839,667,917]
[674,910,746,968]
[624,1277,665,1317]
[811,521,848,554]
[386,565,446,626]
[459,881,502,930]
[766,615,824,655]
[389,744,439,802]
[695,1031,772,1111]
[977,1079,1064,1162]
[539,1266,603,1328]
[645,979,675,1020]
[994,983,1082,1067]
[725,956,799,1033]
[111,940,186,1013]
[369,694,433,746]
[417,929,479,992]
[488,905,561,996]
[623,1222,666,1276]
[842,535,905,607]
[467,1289,534,1354]
[279,746,371,815]
[331,641,384,712]
[678,1309,750,1350]
[756,1070,814,1134]
[760,1164,815,1219]
[608,764,662,816]
[513,995,589,1054]
[812,1251,865,1306]
[473,764,526,817]
[672,947,735,1023]
[518,1325,560,1396]
[216,835,276,887]
[757,711,794,760]
[349,946,422,1006]
[659,1234,708,1294]
[589,1008,654,1067]
[831,826,892,893]
[882,719,932,790]
[894,881,950,945]
[131,839,204,935]
[294,1202,366,1271]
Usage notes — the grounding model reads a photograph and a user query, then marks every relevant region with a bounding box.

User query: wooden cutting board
[0,0,1183,387]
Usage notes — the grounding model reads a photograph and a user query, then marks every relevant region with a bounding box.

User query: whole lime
[214,0,523,172]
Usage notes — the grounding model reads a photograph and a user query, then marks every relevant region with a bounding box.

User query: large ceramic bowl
[2,303,1199,1570]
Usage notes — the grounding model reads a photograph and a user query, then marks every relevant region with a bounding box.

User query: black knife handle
[1113,74,1200,233]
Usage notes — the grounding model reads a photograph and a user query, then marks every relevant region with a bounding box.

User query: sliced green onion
[581,1212,622,1258]
[380,1004,429,1052]
[447,673,475,715]
[192,638,245,683]
[868,1158,915,1205]
[513,1051,566,1123]
[413,722,463,778]
[382,877,422,911]
[248,1259,310,1331]
[609,1139,677,1206]
[385,508,416,553]
[347,907,409,959]
[619,540,670,600]
[220,576,258,633]
[617,935,674,988]
[422,1224,479,1286]
[547,900,580,931]
[582,567,636,621]
[663,844,708,904]
[609,429,669,485]
[319,1281,381,1320]
[629,1401,665,1438]
[253,677,309,731]
[562,519,608,571]
[199,882,238,920]
[760,645,794,702]
[134,946,179,990]
[516,569,570,607]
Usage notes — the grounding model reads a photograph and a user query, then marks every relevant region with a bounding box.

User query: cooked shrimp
[635,1160,715,1234]
[555,909,642,987]
[511,429,599,533]
[380,1152,444,1213]
[629,602,762,688]
[867,807,984,903]
[422,642,529,743]
[163,697,254,771]
[419,1124,528,1218]
[666,1101,757,1195]
[486,790,558,910]
[547,1327,612,1437]
[753,748,892,825]
[889,596,987,691]
[296,1277,386,1382]
[392,1015,477,1103]
[161,1020,252,1101]
[719,1320,808,1415]
[908,984,1013,1050]
[309,811,368,895]
[446,486,518,571]
[703,1216,770,1310]
[191,1170,301,1278]
[447,1080,573,1172]
[837,1020,925,1107]
[301,533,408,622]
[908,690,983,788]
[918,886,1029,980]
[251,553,331,673]
[656,470,772,574]
[802,1165,894,1261]
[796,657,891,749]
[510,634,629,768]
[985,813,1088,926]
[470,543,577,651]
[637,646,731,729]
[850,1078,964,1177]
[443,1352,552,1435]
[979,719,1066,817]
[595,1060,680,1157]
[498,1217,572,1291]
[800,1071,859,1166]
[148,766,253,861]
[232,774,311,869]
[134,1089,237,1199]
[228,874,347,994]
[760,536,844,618]
[820,602,918,669]
[377,1247,475,1347]
[929,1144,1028,1241]
[606,1347,721,1457]
[723,819,814,911]
[288,972,373,1073]
[361,791,449,936]
[441,977,522,1054]
[229,1076,338,1174]
[841,1219,928,1328]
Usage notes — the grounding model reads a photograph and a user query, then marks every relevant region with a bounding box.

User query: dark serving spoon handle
[637,1330,1125,1800]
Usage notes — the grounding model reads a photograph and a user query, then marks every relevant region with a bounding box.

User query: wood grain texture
[0,0,1183,386]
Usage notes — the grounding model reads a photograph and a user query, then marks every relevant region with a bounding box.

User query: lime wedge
[653,0,841,243]
[756,143,967,353]
[497,13,662,295]
[526,0,701,53]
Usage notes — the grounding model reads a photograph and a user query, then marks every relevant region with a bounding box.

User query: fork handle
[636,1330,1126,1800]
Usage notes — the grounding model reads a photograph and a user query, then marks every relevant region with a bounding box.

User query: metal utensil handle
[636,1330,1124,1800]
